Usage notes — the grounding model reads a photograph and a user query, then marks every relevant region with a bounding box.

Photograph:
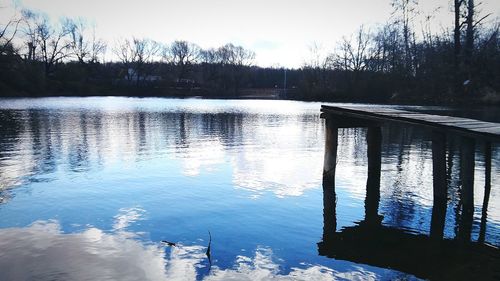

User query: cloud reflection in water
[0,220,169,281]
[0,219,385,281]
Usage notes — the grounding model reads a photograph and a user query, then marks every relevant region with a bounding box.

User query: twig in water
[206,231,212,270]
[161,240,176,247]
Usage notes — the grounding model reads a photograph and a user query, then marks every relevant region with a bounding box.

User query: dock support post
[323,118,338,187]
[322,118,338,240]
[478,142,492,243]
[365,126,382,225]
[458,136,475,242]
[430,131,447,240]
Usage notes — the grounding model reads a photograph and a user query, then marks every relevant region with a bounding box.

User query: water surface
[0,97,498,280]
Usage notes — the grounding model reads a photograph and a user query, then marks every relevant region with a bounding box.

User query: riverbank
[2,87,500,107]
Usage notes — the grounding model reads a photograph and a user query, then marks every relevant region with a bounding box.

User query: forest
[0,0,499,104]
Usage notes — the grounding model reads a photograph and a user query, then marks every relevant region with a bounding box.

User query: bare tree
[301,43,334,95]
[113,37,160,85]
[199,47,219,84]
[199,48,218,64]
[420,7,441,47]
[169,40,200,80]
[0,11,21,55]
[464,0,475,65]
[391,0,419,74]
[20,9,40,61]
[217,43,255,91]
[216,43,255,66]
[66,18,87,63]
[454,0,465,68]
[230,44,255,66]
[39,18,73,75]
[463,1,491,66]
[333,26,372,72]
[114,38,134,80]
[89,27,106,63]
[66,19,106,64]
[369,24,401,73]
[458,0,493,91]
[21,11,73,76]
[303,43,330,69]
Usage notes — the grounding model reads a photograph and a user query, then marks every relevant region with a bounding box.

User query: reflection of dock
[319,105,499,280]
[319,221,500,280]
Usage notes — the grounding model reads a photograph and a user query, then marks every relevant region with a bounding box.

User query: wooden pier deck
[321,105,500,141]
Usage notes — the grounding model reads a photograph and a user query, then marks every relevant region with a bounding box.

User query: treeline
[0,10,270,97]
[0,1,499,104]
[298,1,500,104]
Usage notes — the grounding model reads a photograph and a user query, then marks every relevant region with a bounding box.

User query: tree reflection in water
[0,98,499,280]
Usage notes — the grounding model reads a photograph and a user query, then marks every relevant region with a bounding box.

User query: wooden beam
[323,118,338,183]
[321,112,381,128]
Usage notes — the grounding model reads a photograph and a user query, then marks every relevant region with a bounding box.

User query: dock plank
[321,105,500,141]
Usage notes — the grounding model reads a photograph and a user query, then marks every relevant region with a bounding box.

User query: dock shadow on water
[0,98,499,280]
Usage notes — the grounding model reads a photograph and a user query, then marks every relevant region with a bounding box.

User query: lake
[0,97,498,280]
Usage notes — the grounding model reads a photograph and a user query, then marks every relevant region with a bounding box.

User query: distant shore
[2,88,499,107]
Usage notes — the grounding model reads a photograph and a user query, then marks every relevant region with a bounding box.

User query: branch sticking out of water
[161,240,176,247]
[206,230,212,270]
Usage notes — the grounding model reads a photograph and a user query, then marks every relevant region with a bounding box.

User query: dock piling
[322,118,338,239]
[323,118,338,188]
[320,105,498,244]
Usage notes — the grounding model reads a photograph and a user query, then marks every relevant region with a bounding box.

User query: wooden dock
[321,105,500,141]
[320,105,497,242]
[319,105,499,279]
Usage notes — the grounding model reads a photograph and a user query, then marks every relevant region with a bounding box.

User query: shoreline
[2,92,499,107]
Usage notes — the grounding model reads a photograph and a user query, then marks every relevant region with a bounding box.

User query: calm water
[0,97,498,280]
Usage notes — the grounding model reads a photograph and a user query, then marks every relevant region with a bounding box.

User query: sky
[2,0,499,68]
